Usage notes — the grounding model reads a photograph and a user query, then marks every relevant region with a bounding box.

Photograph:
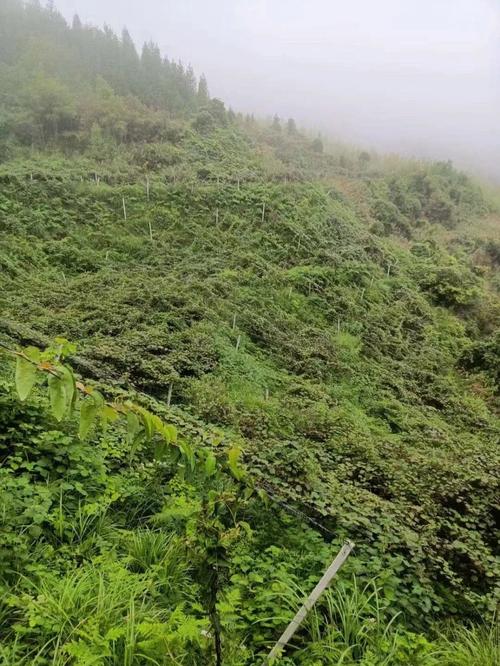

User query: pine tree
[311,136,324,153]
[198,74,209,104]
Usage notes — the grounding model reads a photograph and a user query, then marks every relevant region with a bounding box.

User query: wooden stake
[235,335,241,351]
[237,178,240,190]
[122,197,127,220]
[337,318,341,334]
[148,219,153,242]
[267,541,354,663]
[261,202,266,223]
[166,383,173,408]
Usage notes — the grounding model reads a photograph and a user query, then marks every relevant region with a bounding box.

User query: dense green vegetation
[0,2,499,664]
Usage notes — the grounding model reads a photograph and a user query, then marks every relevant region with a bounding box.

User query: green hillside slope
[0,2,499,664]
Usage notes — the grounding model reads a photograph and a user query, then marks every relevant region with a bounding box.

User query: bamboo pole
[267,540,354,663]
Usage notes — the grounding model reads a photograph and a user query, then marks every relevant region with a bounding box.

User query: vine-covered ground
[0,2,499,663]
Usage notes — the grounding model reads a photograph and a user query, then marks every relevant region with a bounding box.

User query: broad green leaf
[24,346,41,363]
[15,356,38,401]
[204,452,217,477]
[59,365,75,410]
[162,423,177,443]
[48,374,67,421]
[228,447,244,481]
[178,439,195,470]
[91,390,105,408]
[126,411,141,445]
[154,440,169,461]
[139,409,153,439]
[79,396,99,439]
[101,404,119,428]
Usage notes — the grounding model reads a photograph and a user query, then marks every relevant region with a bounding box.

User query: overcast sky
[54,0,500,180]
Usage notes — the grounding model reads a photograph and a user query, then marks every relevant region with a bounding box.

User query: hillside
[0,2,499,665]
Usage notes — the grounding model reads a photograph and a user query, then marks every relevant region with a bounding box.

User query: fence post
[267,540,355,663]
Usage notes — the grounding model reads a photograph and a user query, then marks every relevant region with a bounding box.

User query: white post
[267,540,354,663]
[261,202,266,223]
[166,383,173,408]
[122,197,127,221]
[235,335,241,351]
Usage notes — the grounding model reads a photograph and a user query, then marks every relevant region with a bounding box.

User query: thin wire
[257,480,337,538]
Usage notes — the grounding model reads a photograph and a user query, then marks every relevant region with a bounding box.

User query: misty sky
[54,0,500,179]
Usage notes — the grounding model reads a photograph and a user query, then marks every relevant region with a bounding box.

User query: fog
[55,0,500,180]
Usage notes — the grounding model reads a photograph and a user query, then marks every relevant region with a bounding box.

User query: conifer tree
[198,73,209,104]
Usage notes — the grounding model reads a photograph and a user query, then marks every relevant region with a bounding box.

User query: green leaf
[178,439,195,471]
[228,447,245,481]
[154,440,169,461]
[238,520,253,538]
[205,452,217,477]
[15,356,38,401]
[126,411,141,445]
[48,374,67,421]
[139,409,154,439]
[101,404,119,429]
[91,390,105,408]
[162,423,177,443]
[79,396,99,439]
[59,365,75,410]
